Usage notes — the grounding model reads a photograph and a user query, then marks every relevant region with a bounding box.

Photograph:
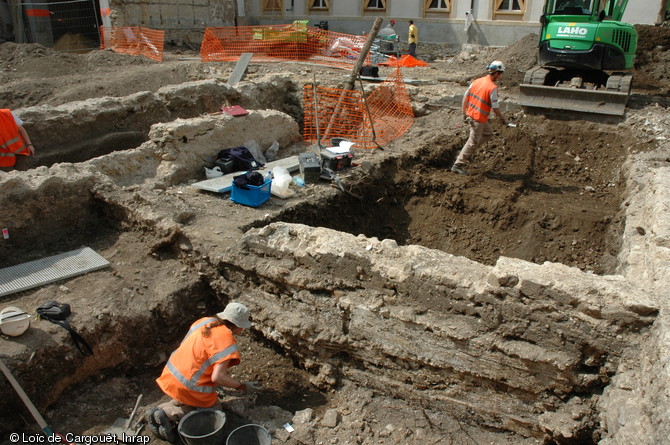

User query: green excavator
[519,0,638,116]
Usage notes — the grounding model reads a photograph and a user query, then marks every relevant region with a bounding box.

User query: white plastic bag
[264,140,280,162]
[271,166,296,199]
[244,140,268,164]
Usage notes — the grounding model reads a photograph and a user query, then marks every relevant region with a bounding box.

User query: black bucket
[225,424,271,445]
[177,409,227,445]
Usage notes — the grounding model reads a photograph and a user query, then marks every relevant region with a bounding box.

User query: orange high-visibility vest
[156,317,241,407]
[0,109,29,167]
[465,76,497,123]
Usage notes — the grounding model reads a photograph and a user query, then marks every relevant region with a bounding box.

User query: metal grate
[0,247,109,298]
[612,28,631,53]
[19,0,101,51]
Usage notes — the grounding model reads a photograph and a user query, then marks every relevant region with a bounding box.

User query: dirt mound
[52,33,97,53]
[84,48,158,66]
[633,25,670,94]
[488,33,539,86]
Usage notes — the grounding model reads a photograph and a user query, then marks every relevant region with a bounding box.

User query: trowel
[106,394,144,440]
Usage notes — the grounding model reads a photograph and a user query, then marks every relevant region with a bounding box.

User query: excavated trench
[274,118,628,275]
[0,80,660,444]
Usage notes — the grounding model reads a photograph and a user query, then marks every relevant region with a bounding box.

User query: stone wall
[16,74,302,167]
[212,222,658,439]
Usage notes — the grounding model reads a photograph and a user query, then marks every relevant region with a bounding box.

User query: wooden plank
[192,155,300,193]
[227,53,254,86]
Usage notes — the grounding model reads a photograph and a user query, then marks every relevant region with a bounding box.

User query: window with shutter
[364,0,387,10]
[494,0,525,12]
[309,0,330,10]
[262,0,282,12]
[425,0,451,10]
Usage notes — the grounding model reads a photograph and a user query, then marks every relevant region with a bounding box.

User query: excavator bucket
[519,84,630,117]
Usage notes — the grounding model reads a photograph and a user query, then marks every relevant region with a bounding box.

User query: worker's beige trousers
[159,398,222,422]
[455,118,493,165]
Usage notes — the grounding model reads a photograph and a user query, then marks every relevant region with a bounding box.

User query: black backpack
[233,171,265,189]
[36,301,93,356]
[215,146,263,173]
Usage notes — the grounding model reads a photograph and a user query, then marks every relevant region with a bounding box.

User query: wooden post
[345,17,383,91]
[324,17,383,140]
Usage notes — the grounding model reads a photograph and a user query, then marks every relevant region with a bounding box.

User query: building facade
[2,0,666,49]
[249,0,667,48]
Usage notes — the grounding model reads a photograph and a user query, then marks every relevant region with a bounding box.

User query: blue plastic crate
[230,179,272,207]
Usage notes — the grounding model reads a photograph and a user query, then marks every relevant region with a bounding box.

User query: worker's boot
[152,408,177,443]
[451,163,468,175]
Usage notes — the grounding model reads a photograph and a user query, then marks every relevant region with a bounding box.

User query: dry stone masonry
[219,222,658,439]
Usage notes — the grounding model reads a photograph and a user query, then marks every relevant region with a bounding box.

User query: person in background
[0,108,34,172]
[451,61,510,176]
[145,302,259,443]
[378,19,397,37]
[408,20,418,57]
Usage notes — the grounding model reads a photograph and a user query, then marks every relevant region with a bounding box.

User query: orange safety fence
[200,23,371,69]
[303,67,414,150]
[379,54,430,68]
[99,26,165,62]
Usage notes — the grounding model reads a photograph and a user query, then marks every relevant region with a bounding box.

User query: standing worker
[408,20,418,57]
[145,302,259,443]
[451,61,511,176]
[0,108,34,172]
[378,19,396,37]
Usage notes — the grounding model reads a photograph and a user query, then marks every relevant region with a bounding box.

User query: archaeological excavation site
[1,20,670,445]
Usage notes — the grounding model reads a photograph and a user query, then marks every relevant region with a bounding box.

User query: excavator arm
[606,0,629,21]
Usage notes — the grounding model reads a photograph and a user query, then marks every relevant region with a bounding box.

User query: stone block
[321,409,340,428]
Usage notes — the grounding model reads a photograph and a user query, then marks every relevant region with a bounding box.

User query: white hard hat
[487,60,506,73]
[217,302,252,329]
[0,306,31,337]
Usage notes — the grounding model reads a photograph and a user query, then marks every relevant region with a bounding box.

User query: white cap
[217,302,252,329]
[0,306,31,337]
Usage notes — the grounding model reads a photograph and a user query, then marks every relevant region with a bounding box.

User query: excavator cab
[520,0,637,116]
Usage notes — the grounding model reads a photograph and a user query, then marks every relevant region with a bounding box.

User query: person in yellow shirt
[408,20,418,57]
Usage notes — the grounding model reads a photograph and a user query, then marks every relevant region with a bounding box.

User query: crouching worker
[145,302,258,442]
[0,108,35,172]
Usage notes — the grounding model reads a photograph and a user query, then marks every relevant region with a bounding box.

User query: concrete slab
[192,155,300,193]
[227,53,254,86]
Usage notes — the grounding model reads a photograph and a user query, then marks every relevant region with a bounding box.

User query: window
[424,0,451,17]
[426,0,451,10]
[262,0,282,12]
[364,0,386,10]
[309,0,330,10]
[494,0,525,12]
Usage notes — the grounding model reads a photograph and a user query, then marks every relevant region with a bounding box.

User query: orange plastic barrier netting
[200,24,371,69]
[303,68,414,150]
[379,54,430,68]
[99,26,165,62]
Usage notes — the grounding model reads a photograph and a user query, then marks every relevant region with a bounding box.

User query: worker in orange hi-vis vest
[145,302,258,443]
[451,61,511,176]
[0,109,34,172]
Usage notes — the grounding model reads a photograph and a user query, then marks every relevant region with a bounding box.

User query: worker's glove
[237,381,262,392]
[462,114,468,123]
